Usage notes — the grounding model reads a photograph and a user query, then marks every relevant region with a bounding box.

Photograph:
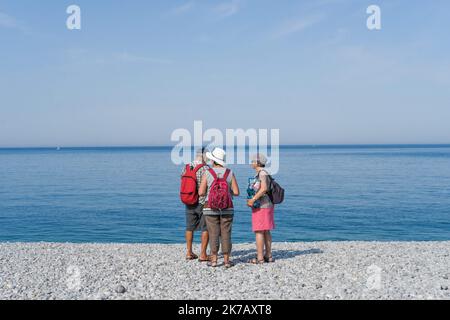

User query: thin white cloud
[65,49,173,66]
[195,34,211,43]
[113,52,173,65]
[0,12,18,29]
[213,0,241,18]
[272,15,324,39]
[0,11,30,34]
[171,1,196,15]
[311,0,348,7]
[320,28,348,47]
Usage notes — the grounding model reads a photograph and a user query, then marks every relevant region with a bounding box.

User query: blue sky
[1,0,449,147]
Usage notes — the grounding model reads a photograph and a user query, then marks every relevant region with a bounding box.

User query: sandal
[248,258,265,264]
[264,256,275,263]
[198,256,211,263]
[224,261,235,269]
[186,253,198,260]
[207,259,218,268]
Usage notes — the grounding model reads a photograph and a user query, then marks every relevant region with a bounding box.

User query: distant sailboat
[56,147,61,151]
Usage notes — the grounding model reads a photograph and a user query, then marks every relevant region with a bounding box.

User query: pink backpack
[207,168,233,211]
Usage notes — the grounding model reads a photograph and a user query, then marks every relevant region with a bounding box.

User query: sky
[0,0,449,147]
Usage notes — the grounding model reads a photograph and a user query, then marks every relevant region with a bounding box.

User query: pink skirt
[252,207,275,232]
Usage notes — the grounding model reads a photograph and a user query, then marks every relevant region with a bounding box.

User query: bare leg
[264,231,272,260]
[255,231,265,261]
[200,231,209,260]
[185,231,195,258]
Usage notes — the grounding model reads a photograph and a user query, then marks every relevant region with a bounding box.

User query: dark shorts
[185,203,207,232]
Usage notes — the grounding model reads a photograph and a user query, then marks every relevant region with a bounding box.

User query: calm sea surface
[0,146,449,243]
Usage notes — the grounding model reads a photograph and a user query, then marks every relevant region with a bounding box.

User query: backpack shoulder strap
[185,164,191,172]
[266,170,274,181]
[257,169,273,184]
[193,164,204,174]
[208,168,218,180]
[223,169,231,180]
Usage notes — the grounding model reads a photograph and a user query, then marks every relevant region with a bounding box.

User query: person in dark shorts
[181,148,210,262]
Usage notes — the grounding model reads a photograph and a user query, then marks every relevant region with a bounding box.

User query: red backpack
[207,168,233,211]
[180,164,204,205]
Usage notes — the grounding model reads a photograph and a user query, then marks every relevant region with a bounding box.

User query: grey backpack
[259,171,285,205]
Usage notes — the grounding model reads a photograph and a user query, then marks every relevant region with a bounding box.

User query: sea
[0,145,449,243]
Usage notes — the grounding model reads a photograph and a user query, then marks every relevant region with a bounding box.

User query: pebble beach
[0,242,449,300]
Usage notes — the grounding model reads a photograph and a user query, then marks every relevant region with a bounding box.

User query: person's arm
[231,174,240,196]
[198,174,208,197]
[247,172,268,207]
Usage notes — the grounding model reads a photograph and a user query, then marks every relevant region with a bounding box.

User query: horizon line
[1,143,450,150]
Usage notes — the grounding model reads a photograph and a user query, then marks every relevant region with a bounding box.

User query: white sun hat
[206,147,227,167]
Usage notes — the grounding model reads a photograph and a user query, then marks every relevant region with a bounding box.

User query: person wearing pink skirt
[247,154,275,264]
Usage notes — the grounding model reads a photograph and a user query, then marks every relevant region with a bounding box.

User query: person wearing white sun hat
[205,148,227,167]
[199,147,240,268]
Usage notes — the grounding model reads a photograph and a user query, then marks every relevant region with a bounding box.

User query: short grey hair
[250,153,268,167]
